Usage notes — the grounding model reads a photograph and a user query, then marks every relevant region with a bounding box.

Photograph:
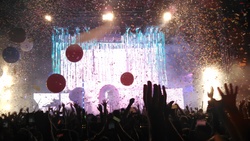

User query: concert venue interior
[0,0,249,114]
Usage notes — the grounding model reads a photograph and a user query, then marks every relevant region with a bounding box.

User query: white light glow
[163,12,172,22]
[4,104,11,111]
[0,66,13,89]
[102,13,114,21]
[0,66,14,114]
[44,14,52,22]
[202,67,223,110]
[1,90,11,100]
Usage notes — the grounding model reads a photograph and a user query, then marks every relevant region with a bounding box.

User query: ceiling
[0,0,249,48]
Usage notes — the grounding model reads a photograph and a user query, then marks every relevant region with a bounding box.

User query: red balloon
[120,72,134,86]
[46,74,66,93]
[66,44,83,62]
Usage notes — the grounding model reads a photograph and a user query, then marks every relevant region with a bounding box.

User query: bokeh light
[102,12,114,21]
[44,14,52,22]
[163,12,172,22]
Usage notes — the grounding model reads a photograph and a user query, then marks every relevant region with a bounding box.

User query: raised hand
[239,100,245,109]
[143,81,167,140]
[102,100,108,119]
[102,99,108,107]
[18,108,23,114]
[206,86,223,112]
[25,107,29,113]
[143,81,166,119]
[129,98,135,105]
[216,83,250,141]
[143,81,183,141]
[97,104,103,113]
[217,83,238,110]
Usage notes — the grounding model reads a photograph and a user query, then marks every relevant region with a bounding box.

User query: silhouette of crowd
[0,81,249,141]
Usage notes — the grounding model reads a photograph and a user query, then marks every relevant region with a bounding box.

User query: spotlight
[102,12,114,21]
[44,14,52,22]
[163,12,172,22]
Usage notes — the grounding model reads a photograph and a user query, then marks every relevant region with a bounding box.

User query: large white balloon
[98,84,120,111]
[69,87,84,106]
[20,38,33,52]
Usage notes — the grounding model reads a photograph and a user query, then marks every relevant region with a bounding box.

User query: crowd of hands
[0,81,250,141]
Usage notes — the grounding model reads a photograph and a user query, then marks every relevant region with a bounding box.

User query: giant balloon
[46,74,66,93]
[120,72,134,86]
[9,28,26,43]
[2,46,20,63]
[69,87,84,106]
[66,44,83,62]
[20,38,33,52]
[69,87,84,101]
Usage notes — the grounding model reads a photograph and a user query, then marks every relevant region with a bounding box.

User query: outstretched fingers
[147,81,153,107]
[229,83,233,95]
[225,83,230,95]
[207,87,214,99]
[217,87,224,98]
[153,84,160,104]
[234,85,238,96]
[230,83,238,96]
[143,84,148,108]
[218,83,238,97]
[143,81,153,110]
[162,85,167,106]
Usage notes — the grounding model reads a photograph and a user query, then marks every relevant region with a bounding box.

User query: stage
[34,26,193,114]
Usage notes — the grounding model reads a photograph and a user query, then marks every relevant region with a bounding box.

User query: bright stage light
[163,12,172,22]
[1,90,11,100]
[102,12,114,21]
[3,104,11,111]
[44,14,52,22]
[0,66,13,89]
[202,67,223,110]
[0,66,14,113]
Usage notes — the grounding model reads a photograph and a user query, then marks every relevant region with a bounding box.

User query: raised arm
[143,81,183,141]
[217,83,249,141]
